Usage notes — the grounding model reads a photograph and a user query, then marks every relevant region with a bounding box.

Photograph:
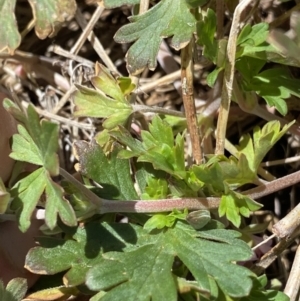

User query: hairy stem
[60,168,300,214]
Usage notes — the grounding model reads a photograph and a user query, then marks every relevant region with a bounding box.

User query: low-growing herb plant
[1,0,300,300]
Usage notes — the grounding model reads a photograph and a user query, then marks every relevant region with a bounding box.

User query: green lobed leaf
[92,63,126,103]
[73,139,138,200]
[239,275,289,301]
[144,209,188,232]
[206,67,223,87]
[111,116,186,178]
[236,22,300,68]
[10,124,43,166]
[219,194,241,228]
[196,8,218,63]
[219,121,293,189]
[27,105,59,175]
[135,161,168,196]
[237,23,269,48]
[11,168,76,232]
[217,154,256,187]
[141,177,168,200]
[0,278,27,301]
[88,245,177,301]
[3,98,26,124]
[191,160,225,195]
[11,168,46,232]
[0,0,21,54]
[237,120,294,173]
[86,221,254,299]
[74,85,132,130]
[28,0,77,39]
[44,175,77,230]
[117,77,136,95]
[25,222,146,286]
[236,56,266,83]
[114,0,196,74]
[248,68,300,115]
[219,191,262,227]
[10,105,60,176]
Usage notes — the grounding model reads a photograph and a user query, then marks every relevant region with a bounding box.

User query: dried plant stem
[23,102,95,130]
[252,234,276,251]
[253,228,300,275]
[52,85,77,115]
[261,155,300,167]
[181,39,202,163]
[139,0,150,12]
[133,104,184,117]
[75,6,119,74]
[272,202,300,239]
[20,18,35,39]
[284,244,300,301]
[138,64,206,94]
[71,5,104,55]
[215,0,257,154]
[50,45,94,67]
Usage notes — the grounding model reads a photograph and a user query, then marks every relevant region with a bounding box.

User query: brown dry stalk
[284,244,300,301]
[252,228,300,276]
[181,38,202,164]
[215,0,258,154]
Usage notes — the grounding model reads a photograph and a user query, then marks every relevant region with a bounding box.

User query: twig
[50,45,94,67]
[132,104,185,117]
[272,202,300,239]
[0,51,70,92]
[75,5,119,74]
[252,228,300,275]
[22,102,95,130]
[20,18,35,39]
[52,85,77,115]
[284,244,300,301]
[252,234,276,251]
[215,0,258,154]
[71,5,105,55]
[261,155,300,167]
[181,37,202,163]
[137,64,206,94]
